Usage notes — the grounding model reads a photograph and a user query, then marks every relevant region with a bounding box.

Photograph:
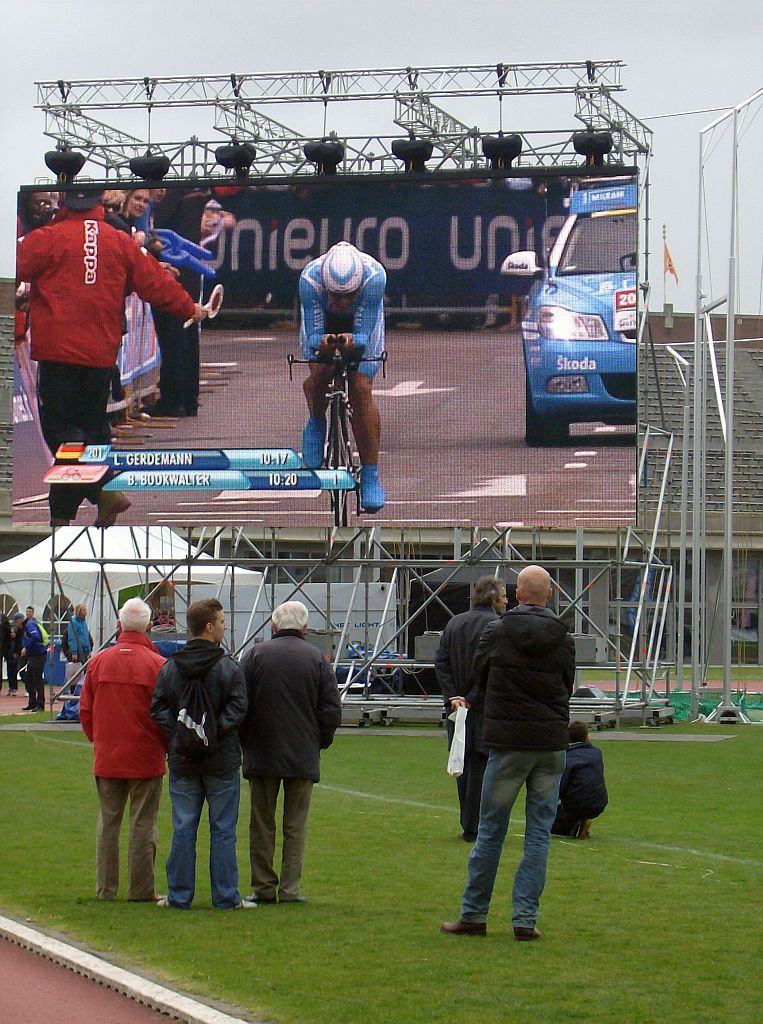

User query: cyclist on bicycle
[298,241,387,513]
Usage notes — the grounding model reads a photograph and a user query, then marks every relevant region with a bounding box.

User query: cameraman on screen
[16,188,206,527]
[298,242,387,514]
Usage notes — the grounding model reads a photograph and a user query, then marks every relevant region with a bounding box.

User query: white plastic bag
[447,706,468,777]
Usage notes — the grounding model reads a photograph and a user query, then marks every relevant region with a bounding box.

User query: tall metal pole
[690,130,706,720]
[721,106,738,710]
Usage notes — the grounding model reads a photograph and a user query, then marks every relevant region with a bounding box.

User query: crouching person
[551,720,608,838]
[150,599,253,910]
[79,598,167,902]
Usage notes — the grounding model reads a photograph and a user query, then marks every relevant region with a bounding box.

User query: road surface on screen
[14,322,635,528]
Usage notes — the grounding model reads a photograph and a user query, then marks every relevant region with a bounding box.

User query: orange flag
[664,241,679,284]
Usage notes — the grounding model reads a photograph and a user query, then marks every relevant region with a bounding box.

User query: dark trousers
[4,656,18,692]
[152,311,200,414]
[24,654,46,709]
[551,803,606,837]
[37,361,113,520]
[447,713,488,839]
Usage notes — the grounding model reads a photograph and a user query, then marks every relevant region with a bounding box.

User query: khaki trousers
[248,777,313,901]
[95,776,163,901]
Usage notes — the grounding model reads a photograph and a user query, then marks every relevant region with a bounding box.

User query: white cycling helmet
[321,241,364,294]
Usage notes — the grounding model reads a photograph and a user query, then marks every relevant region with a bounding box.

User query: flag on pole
[663,240,679,284]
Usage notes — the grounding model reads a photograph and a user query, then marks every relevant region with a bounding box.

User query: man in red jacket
[79,598,167,902]
[16,187,206,527]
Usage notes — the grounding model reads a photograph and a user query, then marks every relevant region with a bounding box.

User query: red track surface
[0,939,175,1024]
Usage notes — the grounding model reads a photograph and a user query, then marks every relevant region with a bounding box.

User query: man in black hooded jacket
[150,598,251,910]
[442,564,575,941]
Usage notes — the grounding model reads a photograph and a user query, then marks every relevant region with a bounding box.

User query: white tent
[0,526,263,644]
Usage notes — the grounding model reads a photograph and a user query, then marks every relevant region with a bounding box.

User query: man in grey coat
[434,576,507,841]
[240,601,342,904]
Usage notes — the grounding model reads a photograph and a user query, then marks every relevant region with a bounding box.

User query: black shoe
[141,403,185,418]
[21,705,34,711]
[440,920,487,936]
[279,896,308,904]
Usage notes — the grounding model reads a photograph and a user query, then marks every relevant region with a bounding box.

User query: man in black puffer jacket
[442,564,575,942]
[151,598,251,910]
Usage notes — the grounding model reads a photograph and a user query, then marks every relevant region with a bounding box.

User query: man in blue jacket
[551,721,608,838]
[20,608,47,712]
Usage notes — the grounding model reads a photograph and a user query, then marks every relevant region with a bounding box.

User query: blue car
[502,179,638,446]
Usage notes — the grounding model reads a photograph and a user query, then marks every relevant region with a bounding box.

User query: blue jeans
[166,771,243,909]
[460,748,565,928]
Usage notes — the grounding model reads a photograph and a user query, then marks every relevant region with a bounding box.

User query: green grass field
[0,722,761,1024]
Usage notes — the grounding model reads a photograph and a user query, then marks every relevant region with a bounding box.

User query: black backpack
[175,674,219,761]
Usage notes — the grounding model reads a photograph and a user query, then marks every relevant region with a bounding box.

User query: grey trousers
[95,776,163,901]
[248,777,314,902]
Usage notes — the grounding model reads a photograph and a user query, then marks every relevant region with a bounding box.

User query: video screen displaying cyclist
[298,242,387,513]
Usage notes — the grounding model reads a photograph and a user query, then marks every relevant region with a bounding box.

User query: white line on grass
[607,837,763,869]
[321,784,453,813]
[320,785,763,868]
[18,738,763,870]
[28,732,90,748]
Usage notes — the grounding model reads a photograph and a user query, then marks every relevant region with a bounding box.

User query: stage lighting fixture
[481,134,523,169]
[129,153,171,181]
[303,140,345,175]
[572,130,614,167]
[215,141,257,179]
[44,149,86,182]
[391,137,433,173]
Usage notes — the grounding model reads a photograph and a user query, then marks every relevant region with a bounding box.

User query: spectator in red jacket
[79,598,167,902]
[16,187,207,527]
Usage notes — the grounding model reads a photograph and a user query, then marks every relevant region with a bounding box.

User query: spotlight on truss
[391,137,433,173]
[129,153,172,181]
[572,131,614,168]
[44,148,86,182]
[303,140,345,175]
[215,141,257,179]
[481,134,523,169]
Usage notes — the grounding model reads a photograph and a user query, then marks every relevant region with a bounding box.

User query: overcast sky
[3,0,761,312]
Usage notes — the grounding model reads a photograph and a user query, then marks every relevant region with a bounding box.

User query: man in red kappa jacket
[16,187,206,527]
[79,598,167,902]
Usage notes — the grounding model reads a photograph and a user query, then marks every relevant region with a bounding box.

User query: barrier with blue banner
[207,177,566,313]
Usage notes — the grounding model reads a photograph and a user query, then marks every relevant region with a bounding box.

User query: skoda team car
[502,180,637,446]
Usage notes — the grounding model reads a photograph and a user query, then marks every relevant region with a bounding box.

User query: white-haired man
[79,598,167,902]
[240,601,342,904]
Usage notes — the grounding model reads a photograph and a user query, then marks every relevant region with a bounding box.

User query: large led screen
[14,170,637,528]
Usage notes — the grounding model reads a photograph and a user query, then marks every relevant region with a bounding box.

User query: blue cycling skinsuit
[298,251,386,378]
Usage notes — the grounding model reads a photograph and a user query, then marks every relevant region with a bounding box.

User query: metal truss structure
[35,61,651,180]
[46,524,673,726]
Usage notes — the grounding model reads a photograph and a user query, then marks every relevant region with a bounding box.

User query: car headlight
[538,305,608,341]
